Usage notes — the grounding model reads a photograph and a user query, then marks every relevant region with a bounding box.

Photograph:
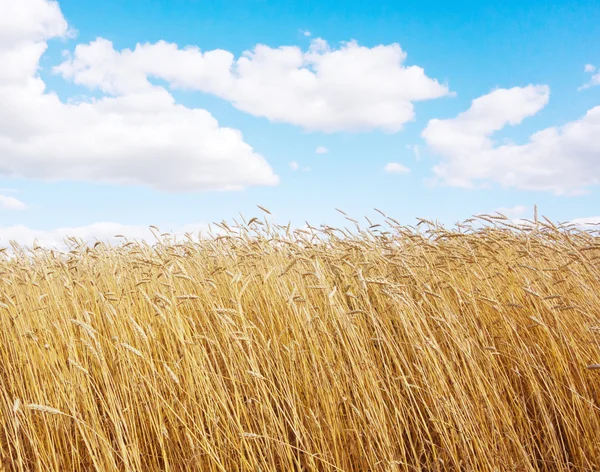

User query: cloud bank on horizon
[0,0,598,249]
[0,222,215,253]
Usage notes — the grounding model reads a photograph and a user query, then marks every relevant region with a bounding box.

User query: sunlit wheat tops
[1,211,600,471]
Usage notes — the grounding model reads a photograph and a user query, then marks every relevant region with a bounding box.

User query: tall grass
[1,210,599,471]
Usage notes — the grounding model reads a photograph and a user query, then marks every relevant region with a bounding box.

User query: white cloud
[494,205,528,220]
[406,144,421,161]
[289,161,299,170]
[422,85,600,195]
[315,146,328,154]
[0,0,68,49]
[300,30,311,37]
[384,162,410,174]
[0,0,279,193]
[579,77,600,90]
[55,37,452,133]
[0,221,220,251]
[579,64,600,90]
[569,216,600,228]
[0,194,27,210]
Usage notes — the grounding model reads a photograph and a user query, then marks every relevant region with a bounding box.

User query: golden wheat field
[1,208,600,472]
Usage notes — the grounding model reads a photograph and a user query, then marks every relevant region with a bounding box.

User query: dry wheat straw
[1,211,599,471]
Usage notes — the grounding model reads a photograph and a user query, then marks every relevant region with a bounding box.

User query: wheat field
[1,209,599,471]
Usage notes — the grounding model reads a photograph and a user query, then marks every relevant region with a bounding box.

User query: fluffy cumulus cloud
[422,85,600,195]
[315,146,328,154]
[0,221,220,251]
[384,162,410,174]
[0,0,278,192]
[55,37,451,133]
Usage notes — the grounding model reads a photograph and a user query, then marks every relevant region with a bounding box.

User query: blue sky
[0,0,599,248]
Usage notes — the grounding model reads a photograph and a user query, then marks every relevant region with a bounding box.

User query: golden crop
[1,209,599,471]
